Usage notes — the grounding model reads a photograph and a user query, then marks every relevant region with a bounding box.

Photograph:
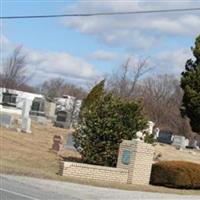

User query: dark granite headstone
[157,131,173,144]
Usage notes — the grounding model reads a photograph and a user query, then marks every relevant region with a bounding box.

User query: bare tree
[39,78,87,101]
[107,57,152,99]
[140,75,192,137]
[1,46,30,89]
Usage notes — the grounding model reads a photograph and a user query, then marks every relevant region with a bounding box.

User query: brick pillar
[117,139,154,185]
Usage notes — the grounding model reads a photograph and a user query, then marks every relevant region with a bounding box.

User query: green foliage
[181,35,200,134]
[81,80,105,111]
[150,161,200,189]
[144,132,155,144]
[73,91,147,167]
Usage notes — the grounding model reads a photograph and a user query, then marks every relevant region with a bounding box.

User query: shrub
[150,161,200,189]
[73,82,147,167]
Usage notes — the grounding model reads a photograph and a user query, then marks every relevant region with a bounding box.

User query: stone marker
[0,113,12,128]
[64,133,76,150]
[21,99,32,133]
[154,127,160,140]
[52,135,64,152]
[191,139,199,149]
[185,138,189,147]
[157,130,173,144]
[172,135,186,148]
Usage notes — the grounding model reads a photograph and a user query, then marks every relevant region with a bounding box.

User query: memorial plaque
[122,149,131,165]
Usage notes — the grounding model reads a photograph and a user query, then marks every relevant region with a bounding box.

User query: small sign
[122,149,131,165]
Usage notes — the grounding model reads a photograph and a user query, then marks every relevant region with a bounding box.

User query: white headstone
[21,99,32,133]
[191,140,199,149]
[185,138,189,147]
[147,121,155,135]
[0,92,2,104]
[0,113,12,128]
[154,127,160,139]
[172,135,186,148]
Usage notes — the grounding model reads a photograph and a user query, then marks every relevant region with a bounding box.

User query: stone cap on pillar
[120,139,154,153]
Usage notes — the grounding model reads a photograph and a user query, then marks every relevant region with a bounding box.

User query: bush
[150,161,200,189]
[73,81,147,167]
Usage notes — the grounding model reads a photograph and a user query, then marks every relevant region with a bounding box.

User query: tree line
[1,35,199,140]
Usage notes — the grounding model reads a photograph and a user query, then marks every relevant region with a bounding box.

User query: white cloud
[27,50,99,82]
[91,50,118,61]
[154,48,193,74]
[63,1,200,49]
[1,37,100,85]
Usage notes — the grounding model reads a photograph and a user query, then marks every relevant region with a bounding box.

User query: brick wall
[60,161,128,183]
[60,139,154,185]
[117,140,154,185]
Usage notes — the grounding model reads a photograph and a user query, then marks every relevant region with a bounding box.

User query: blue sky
[1,0,200,86]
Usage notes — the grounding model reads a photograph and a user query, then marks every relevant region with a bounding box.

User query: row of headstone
[171,135,199,149]
[1,99,32,133]
[150,125,199,149]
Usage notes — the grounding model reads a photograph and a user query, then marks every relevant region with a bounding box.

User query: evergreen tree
[73,85,147,167]
[80,80,105,113]
[181,35,200,134]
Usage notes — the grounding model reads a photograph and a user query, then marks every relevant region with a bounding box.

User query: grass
[0,122,200,196]
[0,122,67,178]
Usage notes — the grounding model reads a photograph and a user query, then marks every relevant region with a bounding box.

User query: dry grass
[154,143,200,164]
[0,122,68,178]
[0,122,200,195]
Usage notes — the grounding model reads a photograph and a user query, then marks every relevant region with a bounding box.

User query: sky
[1,0,200,87]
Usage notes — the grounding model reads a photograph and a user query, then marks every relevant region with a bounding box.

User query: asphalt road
[0,174,199,200]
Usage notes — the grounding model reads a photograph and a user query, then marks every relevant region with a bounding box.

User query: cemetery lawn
[0,122,71,179]
[0,122,200,196]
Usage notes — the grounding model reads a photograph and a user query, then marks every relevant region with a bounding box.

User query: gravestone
[52,135,64,152]
[157,131,173,144]
[65,133,76,150]
[21,99,32,133]
[146,121,155,135]
[0,93,2,104]
[154,128,160,140]
[54,111,68,128]
[185,138,189,147]
[191,140,199,149]
[172,135,186,148]
[0,113,12,128]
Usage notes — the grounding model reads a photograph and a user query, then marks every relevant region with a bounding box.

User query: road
[0,174,199,200]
